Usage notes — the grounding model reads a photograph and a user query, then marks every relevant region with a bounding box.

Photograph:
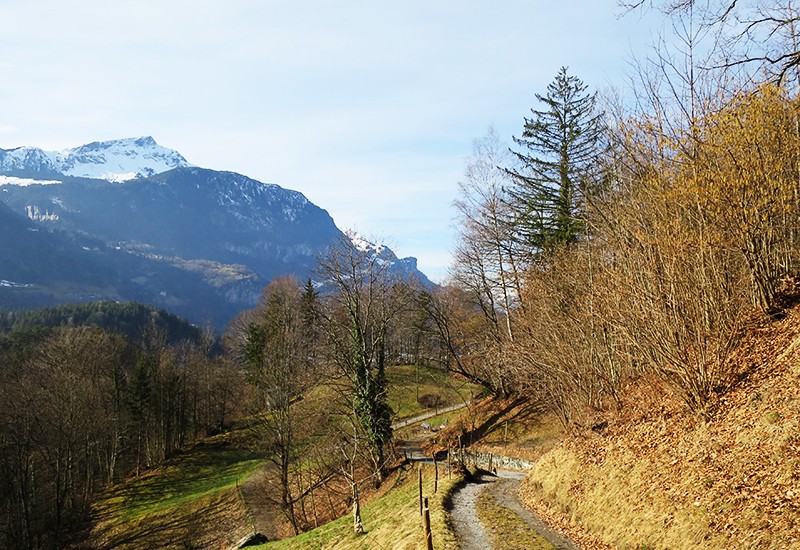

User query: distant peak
[348,230,384,254]
[347,230,396,262]
[0,136,193,183]
[70,136,161,153]
[134,136,157,147]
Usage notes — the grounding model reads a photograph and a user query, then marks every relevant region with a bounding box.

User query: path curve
[391,400,472,430]
[447,469,580,550]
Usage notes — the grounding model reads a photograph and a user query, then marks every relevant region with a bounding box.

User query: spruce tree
[506,67,603,252]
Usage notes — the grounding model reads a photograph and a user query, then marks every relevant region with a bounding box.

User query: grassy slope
[386,364,482,421]
[87,365,477,548]
[422,396,565,464]
[520,306,800,549]
[91,431,265,549]
[257,463,461,550]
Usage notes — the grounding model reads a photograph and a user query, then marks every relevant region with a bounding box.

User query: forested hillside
[4,301,203,344]
[441,3,800,428]
[0,235,449,549]
[0,303,242,549]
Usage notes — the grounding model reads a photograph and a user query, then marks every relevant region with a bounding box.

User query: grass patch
[476,488,554,550]
[386,364,482,421]
[258,463,462,550]
[524,445,716,549]
[92,431,265,548]
[119,449,262,520]
[434,395,564,463]
[478,403,561,453]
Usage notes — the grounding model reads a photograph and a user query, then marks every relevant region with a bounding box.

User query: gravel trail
[447,470,581,550]
[447,473,495,550]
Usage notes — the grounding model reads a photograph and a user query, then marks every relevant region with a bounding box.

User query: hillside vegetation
[90,432,262,549]
[0,307,241,550]
[76,363,478,548]
[435,7,800,543]
[256,463,461,550]
[5,301,204,344]
[518,303,800,549]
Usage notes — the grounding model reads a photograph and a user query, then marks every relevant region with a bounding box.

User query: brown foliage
[505,84,800,424]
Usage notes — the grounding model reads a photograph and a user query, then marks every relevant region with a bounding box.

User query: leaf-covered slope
[521,305,800,549]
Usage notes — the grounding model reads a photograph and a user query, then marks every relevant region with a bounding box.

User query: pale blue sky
[0,1,661,282]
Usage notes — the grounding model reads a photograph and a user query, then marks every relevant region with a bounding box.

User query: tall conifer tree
[506,67,603,252]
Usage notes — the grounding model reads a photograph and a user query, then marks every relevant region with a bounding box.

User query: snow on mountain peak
[0,137,192,183]
[59,136,192,182]
[347,231,387,256]
[343,230,433,286]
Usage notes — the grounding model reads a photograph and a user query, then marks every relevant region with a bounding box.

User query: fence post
[433,456,438,494]
[418,465,423,516]
[422,497,433,550]
[447,449,451,479]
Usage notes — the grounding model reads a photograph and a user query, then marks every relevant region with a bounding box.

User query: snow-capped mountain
[0,136,191,182]
[350,232,386,256]
[345,230,434,288]
[0,137,435,327]
[347,231,432,285]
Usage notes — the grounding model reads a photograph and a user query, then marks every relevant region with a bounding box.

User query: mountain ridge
[0,137,433,328]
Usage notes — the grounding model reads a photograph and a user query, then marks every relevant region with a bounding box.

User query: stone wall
[451,448,534,472]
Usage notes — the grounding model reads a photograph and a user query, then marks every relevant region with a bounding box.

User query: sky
[0,1,662,283]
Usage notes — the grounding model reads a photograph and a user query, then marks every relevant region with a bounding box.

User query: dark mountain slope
[0,201,259,327]
[0,167,340,282]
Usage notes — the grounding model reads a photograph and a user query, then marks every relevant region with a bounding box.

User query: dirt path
[238,467,278,541]
[448,470,580,550]
[447,473,496,550]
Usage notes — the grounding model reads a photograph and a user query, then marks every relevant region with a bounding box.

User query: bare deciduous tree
[316,233,408,486]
